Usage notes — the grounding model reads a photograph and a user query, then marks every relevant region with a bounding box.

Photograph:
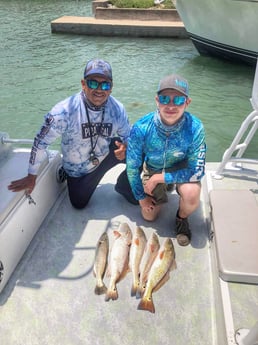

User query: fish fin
[137,296,155,313]
[117,257,130,283]
[159,249,165,260]
[141,272,148,285]
[150,244,155,253]
[170,259,177,271]
[136,285,145,299]
[113,230,121,238]
[152,272,170,293]
[95,284,107,295]
[105,287,118,301]
[136,288,142,299]
[117,266,129,283]
[134,238,140,246]
[131,283,138,297]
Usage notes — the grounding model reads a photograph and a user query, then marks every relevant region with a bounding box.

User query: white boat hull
[175,0,258,66]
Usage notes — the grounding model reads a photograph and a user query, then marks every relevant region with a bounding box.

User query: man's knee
[141,205,161,221]
[177,182,201,198]
[70,198,89,209]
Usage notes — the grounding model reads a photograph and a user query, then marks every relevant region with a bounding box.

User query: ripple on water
[0,0,256,161]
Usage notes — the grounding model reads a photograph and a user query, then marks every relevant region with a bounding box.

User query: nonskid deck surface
[0,165,213,345]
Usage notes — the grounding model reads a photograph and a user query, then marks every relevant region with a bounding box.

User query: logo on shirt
[173,151,184,157]
[81,123,112,139]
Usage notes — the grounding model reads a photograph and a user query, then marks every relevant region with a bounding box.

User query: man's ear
[186,97,192,106]
[155,95,159,107]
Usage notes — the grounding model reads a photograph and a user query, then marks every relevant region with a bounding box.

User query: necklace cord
[84,104,105,155]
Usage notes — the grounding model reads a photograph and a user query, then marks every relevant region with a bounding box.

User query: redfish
[137,231,160,298]
[105,223,132,301]
[137,238,176,313]
[93,232,109,295]
[129,226,147,297]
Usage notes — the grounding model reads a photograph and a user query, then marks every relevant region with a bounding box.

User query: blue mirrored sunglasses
[86,79,112,91]
[158,95,187,106]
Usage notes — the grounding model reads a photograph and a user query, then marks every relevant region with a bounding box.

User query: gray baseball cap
[157,74,189,96]
[84,58,112,80]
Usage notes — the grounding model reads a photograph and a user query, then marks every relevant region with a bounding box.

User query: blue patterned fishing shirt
[126,110,206,200]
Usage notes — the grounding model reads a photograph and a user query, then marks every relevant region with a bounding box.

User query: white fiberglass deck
[0,163,212,345]
[0,162,257,345]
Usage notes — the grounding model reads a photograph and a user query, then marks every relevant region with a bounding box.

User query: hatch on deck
[210,189,258,284]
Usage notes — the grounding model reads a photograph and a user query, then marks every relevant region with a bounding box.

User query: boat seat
[209,189,258,284]
[0,149,48,226]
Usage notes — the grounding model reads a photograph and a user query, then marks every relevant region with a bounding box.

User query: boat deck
[0,160,257,345]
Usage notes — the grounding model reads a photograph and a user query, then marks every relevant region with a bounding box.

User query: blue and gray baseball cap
[84,59,112,80]
[157,74,189,96]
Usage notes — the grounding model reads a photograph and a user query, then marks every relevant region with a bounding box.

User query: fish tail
[137,296,155,313]
[135,289,142,299]
[105,287,118,302]
[131,283,138,297]
[136,286,144,299]
[94,283,107,295]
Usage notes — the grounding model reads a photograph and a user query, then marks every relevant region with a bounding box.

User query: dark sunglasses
[86,79,112,91]
[158,95,187,106]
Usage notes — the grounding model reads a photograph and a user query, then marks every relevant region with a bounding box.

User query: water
[0,0,256,161]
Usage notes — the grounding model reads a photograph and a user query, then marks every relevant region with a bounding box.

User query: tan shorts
[142,162,185,205]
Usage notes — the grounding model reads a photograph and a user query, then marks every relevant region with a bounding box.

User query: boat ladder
[213,59,258,179]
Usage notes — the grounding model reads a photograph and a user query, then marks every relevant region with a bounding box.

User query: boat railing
[0,132,55,161]
[0,132,33,146]
[213,59,258,179]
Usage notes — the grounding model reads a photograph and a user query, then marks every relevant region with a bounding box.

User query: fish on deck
[137,231,160,299]
[105,223,132,301]
[129,226,147,297]
[93,232,109,295]
[137,237,176,313]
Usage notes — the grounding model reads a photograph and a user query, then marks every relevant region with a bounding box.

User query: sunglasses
[86,79,112,91]
[158,95,187,106]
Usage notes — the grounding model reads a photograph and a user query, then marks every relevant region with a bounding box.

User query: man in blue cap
[8,58,137,208]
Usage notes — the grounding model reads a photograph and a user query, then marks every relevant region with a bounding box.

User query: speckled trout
[129,226,147,297]
[105,223,132,301]
[93,232,109,295]
[137,237,176,313]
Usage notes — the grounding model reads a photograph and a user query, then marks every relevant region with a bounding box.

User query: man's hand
[114,140,126,161]
[143,173,164,196]
[8,174,37,195]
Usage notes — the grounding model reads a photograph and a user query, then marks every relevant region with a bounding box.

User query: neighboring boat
[0,65,257,345]
[175,0,258,66]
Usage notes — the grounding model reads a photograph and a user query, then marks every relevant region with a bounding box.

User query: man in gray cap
[8,58,137,208]
[126,73,206,246]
